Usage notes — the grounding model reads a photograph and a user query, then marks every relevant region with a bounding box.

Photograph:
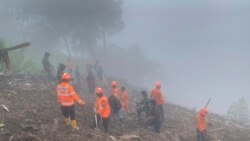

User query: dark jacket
[137,97,152,116]
[108,95,121,113]
[42,57,51,73]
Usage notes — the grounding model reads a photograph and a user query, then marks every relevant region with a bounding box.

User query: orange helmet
[155,81,161,88]
[111,81,118,87]
[61,73,71,80]
[199,108,208,116]
[95,87,103,95]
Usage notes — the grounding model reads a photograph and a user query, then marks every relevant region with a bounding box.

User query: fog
[0,0,250,115]
[110,0,250,114]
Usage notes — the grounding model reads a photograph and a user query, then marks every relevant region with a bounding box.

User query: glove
[78,99,85,106]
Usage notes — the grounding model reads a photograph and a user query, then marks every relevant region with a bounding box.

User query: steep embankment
[0,75,249,141]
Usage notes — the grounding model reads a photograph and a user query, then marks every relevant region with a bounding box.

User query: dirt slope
[0,75,249,141]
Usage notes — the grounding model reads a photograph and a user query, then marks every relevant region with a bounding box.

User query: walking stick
[94,109,98,128]
[204,98,211,108]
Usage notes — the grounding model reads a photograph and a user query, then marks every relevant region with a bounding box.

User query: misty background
[0,0,250,115]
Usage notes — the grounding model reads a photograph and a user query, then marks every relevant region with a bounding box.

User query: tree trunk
[64,37,72,57]
[102,28,106,59]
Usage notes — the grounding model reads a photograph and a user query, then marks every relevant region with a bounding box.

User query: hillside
[0,75,249,141]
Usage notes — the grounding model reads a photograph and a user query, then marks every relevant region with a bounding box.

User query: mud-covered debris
[0,104,9,112]
[109,135,117,141]
[20,124,40,131]
[0,123,4,128]
[120,134,140,140]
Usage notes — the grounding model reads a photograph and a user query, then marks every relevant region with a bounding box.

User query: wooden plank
[5,42,31,52]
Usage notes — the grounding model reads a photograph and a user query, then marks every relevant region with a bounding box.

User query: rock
[86,133,94,138]
[40,124,49,130]
[120,134,140,140]
[20,123,39,131]
[109,135,117,141]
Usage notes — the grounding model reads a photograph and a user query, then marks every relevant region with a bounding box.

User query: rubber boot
[64,117,70,125]
[70,120,79,130]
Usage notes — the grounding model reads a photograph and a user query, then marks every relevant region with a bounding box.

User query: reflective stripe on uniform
[61,101,74,106]
[58,93,71,96]
[57,84,70,96]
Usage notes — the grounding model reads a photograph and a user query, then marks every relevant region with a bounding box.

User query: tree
[0,0,124,58]
[228,98,250,124]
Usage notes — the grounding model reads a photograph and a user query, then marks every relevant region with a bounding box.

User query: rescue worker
[108,81,123,123]
[111,81,119,98]
[149,99,161,133]
[95,87,110,132]
[136,90,152,120]
[42,52,52,81]
[121,86,129,114]
[150,82,165,121]
[57,63,66,83]
[56,73,85,129]
[93,60,103,86]
[86,66,96,101]
[196,108,208,141]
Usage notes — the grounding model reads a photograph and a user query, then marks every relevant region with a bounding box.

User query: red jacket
[150,88,165,105]
[121,91,128,110]
[57,82,84,106]
[95,96,110,118]
[196,109,208,132]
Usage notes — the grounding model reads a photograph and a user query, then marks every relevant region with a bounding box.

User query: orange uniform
[95,96,110,118]
[196,109,208,132]
[121,91,128,112]
[151,88,165,106]
[57,82,84,106]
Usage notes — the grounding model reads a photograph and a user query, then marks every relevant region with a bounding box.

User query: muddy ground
[0,75,250,141]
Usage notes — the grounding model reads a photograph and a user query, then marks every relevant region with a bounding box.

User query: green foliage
[228,98,250,124]
[9,49,25,73]
[22,60,41,75]
[3,0,124,55]
[0,38,41,74]
[9,50,41,74]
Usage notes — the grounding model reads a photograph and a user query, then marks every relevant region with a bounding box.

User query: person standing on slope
[56,73,85,129]
[121,86,129,114]
[95,87,110,132]
[42,52,52,81]
[108,81,123,124]
[196,108,208,141]
[150,82,165,121]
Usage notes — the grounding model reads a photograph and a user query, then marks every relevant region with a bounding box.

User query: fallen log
[3,42,31,52]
